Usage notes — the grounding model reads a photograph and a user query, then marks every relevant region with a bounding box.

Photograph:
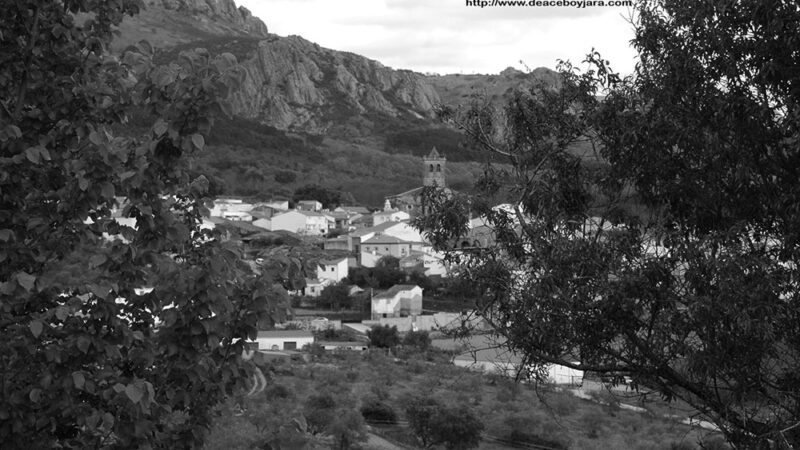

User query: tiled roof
[373,284,420,299]
[350,220,409,237]
[362,235,412,245]
[319,257,347,265]
[426,146,442,159]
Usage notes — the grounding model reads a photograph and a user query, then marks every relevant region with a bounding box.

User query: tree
[418,1,800,447]
[317,282,353,311]
[404,396,483,449]
[403,330,431,352]
[0,2,288,448]
[367,325,400,349]
[360,398,398,424]
[327,409,367,450]
[292,184,342,209]
[303,393,337,435]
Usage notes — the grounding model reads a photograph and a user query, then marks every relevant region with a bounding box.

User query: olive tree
[417,0,800,447]
[0,1,291,448]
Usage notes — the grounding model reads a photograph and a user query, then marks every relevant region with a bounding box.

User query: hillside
[427,66,561,108]
[112,0,566,206]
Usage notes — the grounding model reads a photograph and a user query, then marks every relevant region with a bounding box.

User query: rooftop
[319,257,348,265]
[350,220,410,237]
[362,235,414,245]
[425,146,444,160]
[256,330,314,339]
[373,284,421,299]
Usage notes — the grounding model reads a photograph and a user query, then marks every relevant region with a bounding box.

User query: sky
[237,0,639,76]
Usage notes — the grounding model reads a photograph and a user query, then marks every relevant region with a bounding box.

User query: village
[172,147,586,386]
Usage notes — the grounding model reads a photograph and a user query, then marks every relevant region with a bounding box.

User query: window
[436,164,441,172]
[429,164,434,172]
[284,341,297,350]
[330,267,334,272]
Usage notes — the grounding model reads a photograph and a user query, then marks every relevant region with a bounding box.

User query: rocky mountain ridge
[116,0,558,137]
[230,35,440,133]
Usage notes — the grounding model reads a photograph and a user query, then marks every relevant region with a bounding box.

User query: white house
[317,341,368,352]
[209,198,254,218]
[252,218,271,230]
[349,221,425,261]
[323,235,350,251]
[297,200,323,212]
[254,330,315,351]
[265,200,290,211]
[303,278,329,297]
[270,210,331,235]
[317,257,348,283]
[371,284,423,319]
[373,209,411,226]
[360,235,418,268]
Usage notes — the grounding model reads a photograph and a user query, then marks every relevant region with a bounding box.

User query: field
[202,346,729,450]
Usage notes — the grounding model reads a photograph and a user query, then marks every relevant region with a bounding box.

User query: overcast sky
[237,0,638,76]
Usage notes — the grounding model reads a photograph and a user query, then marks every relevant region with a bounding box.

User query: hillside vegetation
[203,348,728,450]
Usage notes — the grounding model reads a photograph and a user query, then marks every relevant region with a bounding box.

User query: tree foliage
[418,0,800,447]
[0,2,289,448]
[292,184,343,209]
[316,282,353,311]
[404,396,483,450]
[367,325,400,349]
[402,330,431,352]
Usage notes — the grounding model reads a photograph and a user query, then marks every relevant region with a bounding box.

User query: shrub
[360,399,398,424]
[368,325,400,348]
[403,330,431,351]
[264,384,293,401]
[274,170,297,184]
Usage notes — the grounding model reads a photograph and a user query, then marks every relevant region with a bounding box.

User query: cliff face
[230,36,440,133]
[112,0,268,51]
[152,0,268,37]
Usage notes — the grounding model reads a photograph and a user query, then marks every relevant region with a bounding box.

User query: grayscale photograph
[1,0,798,449]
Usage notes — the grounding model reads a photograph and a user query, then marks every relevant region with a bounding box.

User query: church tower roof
[425,146,444,160]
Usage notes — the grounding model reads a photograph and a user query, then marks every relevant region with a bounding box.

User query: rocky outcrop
[145,0,268,37]
[230,36,440,133]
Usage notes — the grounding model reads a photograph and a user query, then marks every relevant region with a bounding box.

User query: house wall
[381,223,424,243]
[304,281,328,297]
[255,336,315,351]
[317,259,348,283]
[399,288,423,316]
[373,211,410,226]
[361,242,413,260]
[360,251,381,268]
[303,216,330,235]
[253,218,272,230]
[453,358,583,385]
[297,201,322,211]
[209,200,254,217]
[270,212,306,233]
[371,298,401,318]
[324,239,350,251]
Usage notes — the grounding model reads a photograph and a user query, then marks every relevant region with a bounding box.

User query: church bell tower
[422,147,446,187]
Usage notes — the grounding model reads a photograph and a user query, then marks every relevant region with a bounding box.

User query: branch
[13,3,41,121]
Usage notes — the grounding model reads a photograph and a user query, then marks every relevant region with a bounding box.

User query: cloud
[238,0,637,75]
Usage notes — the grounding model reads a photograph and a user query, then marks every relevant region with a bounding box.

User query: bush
[405,396,484,449]
[264,384,293,401]
[360,399,398,424]
[368,325,400,348]
[274,170,297,183]
[403,330,431,351]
